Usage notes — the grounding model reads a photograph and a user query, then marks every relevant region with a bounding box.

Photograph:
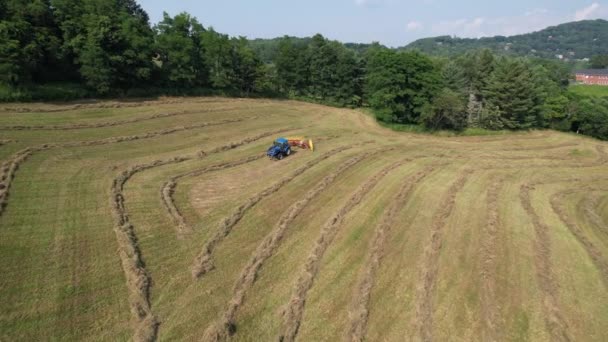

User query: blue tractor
[267,137,292,160]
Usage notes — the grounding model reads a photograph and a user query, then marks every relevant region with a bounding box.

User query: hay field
[0,97,607,341]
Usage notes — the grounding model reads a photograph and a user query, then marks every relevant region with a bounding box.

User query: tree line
[1,0,606,140]
[1,0,270,97]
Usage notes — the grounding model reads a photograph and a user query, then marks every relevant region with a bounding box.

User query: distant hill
[402,19,608,59]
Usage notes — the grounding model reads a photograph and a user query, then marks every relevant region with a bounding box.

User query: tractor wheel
[278,154,284,160]
[286,149,291,156]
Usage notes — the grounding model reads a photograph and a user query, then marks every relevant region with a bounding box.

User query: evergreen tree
[484,58,538,129]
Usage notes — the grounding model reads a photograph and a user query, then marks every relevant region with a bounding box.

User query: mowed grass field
[0,97,607,341]
[569,84,608,97]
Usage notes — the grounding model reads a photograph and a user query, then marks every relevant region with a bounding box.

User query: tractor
[267,137,292,160]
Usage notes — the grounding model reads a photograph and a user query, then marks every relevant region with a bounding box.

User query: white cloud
[575,3,601,21]
[406,21,423,31]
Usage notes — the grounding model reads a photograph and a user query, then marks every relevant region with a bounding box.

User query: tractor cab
[267,137,292,160]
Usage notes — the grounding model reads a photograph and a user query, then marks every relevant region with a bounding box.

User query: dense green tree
[275,37,309,94]
[0,0,62,85]
[420,88,467,130]
[229,37,264,95]
[366,49,441,123]
[441,60,467,94]
[200,28,234,89]
[53,0,154,93]
[575,97,608,140]
[154,12,207,87]
[590,55,608,69]
[484,58,539,129]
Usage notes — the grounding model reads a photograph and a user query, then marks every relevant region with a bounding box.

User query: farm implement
[267,137,314,160]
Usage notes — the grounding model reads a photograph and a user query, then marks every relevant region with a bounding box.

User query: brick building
[575,69,608,86]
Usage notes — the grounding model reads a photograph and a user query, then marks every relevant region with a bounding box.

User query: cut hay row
[550,190,608,287]
[0,116,258,215]
[0,106,255,130]
[202,152,374,342]
[106,128,304,339]
[191,145,355,279]
[479,177,505,342]
[519,184,572,342]
[346,165,436,342]
[500,142,579,152]
[0,139,16,146]
[277,158,407,342]
[59,116,254,148]
[597,145,608,164]
[584,193,608,235]
[1,97,234,113]
[110,157,190,342]
[412,170,471,342]
[0,148,34,216]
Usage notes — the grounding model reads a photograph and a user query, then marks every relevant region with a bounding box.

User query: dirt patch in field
[519,183,572,342]
[347,165,435,342]
[202,152,373,342]
[277,158,405,342]
[412,170,472,342]
[550,190,608,287]
[191,145,355,278]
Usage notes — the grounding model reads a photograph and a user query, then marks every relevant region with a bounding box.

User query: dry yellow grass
[0,97,607,341]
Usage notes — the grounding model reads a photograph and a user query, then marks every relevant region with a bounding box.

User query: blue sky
[137,1,608,46]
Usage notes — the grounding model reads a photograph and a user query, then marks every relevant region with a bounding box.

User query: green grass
[569,84,608,98]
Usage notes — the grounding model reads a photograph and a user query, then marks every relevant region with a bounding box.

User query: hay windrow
[346,165,435,342]
[519,184,572,342]
[550,190,608,287]
[0,148,37,216]
[191,145,355,279]
[202,152,373,342]
[412,170,471,342]
[0,116,258,215]
[110,157,190,341]
[277,158,407,342]
[0,97,235,113]
[0,107,244,130]
[479,177,505,342]
[584,193,608,235]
